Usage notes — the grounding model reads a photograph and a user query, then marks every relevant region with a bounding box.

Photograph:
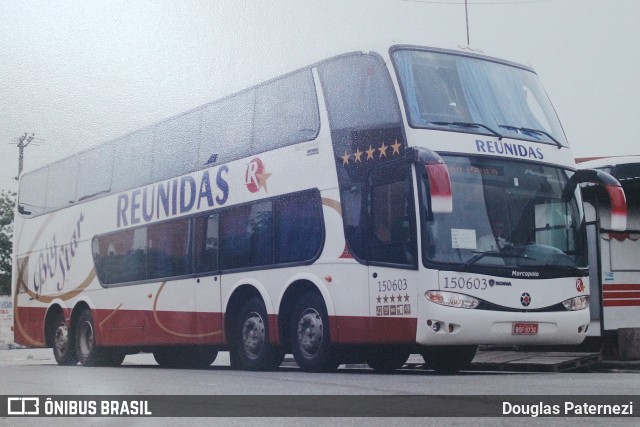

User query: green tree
[0,190,16,295]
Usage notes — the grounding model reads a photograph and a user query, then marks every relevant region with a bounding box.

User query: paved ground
[2,347,640,373]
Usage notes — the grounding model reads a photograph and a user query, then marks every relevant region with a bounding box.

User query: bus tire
[420,345,477,375]
[75,309,106,367]
[102,349,126,367]
[290,292,339,372]
[50,312,78,366]
[366,347,410,373]
[234,297,283,371]
[153,346,218,369]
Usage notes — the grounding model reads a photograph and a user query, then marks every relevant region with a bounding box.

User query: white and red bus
[13,45,627,373]
[579,157,639,357]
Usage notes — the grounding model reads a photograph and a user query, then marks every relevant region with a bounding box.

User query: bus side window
[220,205,253,270]
[274,191,324,263]
[195,214,219,274]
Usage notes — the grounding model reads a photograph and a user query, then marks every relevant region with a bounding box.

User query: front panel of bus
[391,46,591,345]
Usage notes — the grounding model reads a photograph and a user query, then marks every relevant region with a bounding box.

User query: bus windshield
[419,155,586,271]
[392,48,568,147]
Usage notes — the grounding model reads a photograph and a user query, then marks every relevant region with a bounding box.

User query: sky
[1,0,638,192]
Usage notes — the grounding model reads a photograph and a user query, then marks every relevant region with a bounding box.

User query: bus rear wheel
[75,309,125,367]
[290,292,339,372]
[234,297,284,371]
[75,309,103,367]
[50,312,78,366]
[420,345,477,375]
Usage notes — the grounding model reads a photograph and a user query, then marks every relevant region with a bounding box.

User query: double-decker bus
[579,157,639,358]
[13,44,627,374]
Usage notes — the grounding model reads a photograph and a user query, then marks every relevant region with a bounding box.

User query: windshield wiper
[464,249,536,268]
[464,250,505,268]
[498,124,563,149]
[430,121,503,140]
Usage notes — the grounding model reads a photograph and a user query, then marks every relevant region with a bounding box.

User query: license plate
[513,322,538,335]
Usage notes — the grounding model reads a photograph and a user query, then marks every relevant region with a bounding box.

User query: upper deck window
[392,48,567,147]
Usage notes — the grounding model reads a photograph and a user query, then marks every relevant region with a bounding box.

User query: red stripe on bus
[603,300,640,307]
[602,284,640,291]
[603,291,640,300]
[14,306,417,348]
[333,316,417,344]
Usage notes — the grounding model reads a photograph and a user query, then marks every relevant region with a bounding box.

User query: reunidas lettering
[117,165,229,228]
[476,140,544,160]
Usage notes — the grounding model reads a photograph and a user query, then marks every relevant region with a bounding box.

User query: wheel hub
[242,312,265,358]
[297,308,323,358]
[54,324,68,354]
[79,321,94,356]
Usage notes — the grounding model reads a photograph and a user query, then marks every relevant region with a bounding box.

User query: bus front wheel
[420,345,477,374]
[366,347,410,373]
[289,292,339,372]
[153,346,218,368]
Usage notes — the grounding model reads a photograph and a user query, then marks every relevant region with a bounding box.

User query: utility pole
[11,133,42,180]
[465,0,470,46]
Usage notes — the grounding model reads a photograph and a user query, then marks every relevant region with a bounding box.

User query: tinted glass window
[18,168,49,216]
[318,53,404,261]
[152,111,202,181]
[93,227,147,285]
[220,201,273,270]
[77,144,114,202]
[112,128,155,192]
[253,70,319,152]
[147,218,191,279]
[199,91,254,166]
[274,191,323,263]
[46,157,78,210]
[194,213,219,273]
[369,164,416,265]
[319,53,400,130]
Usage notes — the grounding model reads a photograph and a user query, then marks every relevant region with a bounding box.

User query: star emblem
[256,171,272,193]
[378,142,388,158]
[383,295,389,303]
[376,295,382,303]
[366,145,376,160]
[341,151,350,165]
[391,140,402,155]
[353,148,363,163]
[390,294,396,303]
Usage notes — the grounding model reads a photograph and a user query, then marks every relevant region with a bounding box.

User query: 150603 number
[442,277,488,290]
[378,279,408,292]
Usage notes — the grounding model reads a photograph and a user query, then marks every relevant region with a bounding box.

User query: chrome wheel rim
[242,312,265,359]
[54,323,69,355]
[297,308,323,358]
[78,321,94,357]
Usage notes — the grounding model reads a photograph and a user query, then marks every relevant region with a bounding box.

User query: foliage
[0,190,16,295]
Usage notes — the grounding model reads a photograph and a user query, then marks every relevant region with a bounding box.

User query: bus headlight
[425,291,479,309]
[562,295,590,311]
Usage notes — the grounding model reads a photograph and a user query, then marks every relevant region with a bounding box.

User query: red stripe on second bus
[603,299,640,307]
[603,284,640,292]
[601,284,640,307]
